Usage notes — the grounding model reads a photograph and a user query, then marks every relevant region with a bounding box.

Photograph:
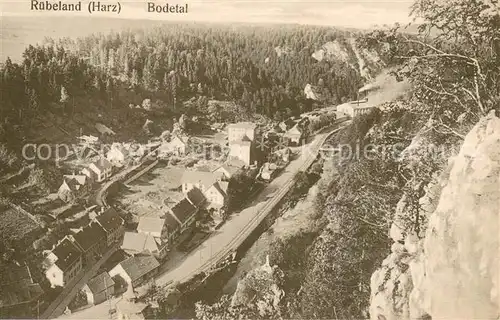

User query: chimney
[100,207,105,214]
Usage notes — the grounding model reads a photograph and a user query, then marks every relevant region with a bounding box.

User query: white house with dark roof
[44,237,83,288]
[58,173,89,202]
[284,125,303,145]
[86,158,113,182]
[204,181,229,209]
[82,271,115,305]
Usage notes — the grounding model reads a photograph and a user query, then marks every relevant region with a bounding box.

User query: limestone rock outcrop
[231,255,285,317]
[369,111,500,320]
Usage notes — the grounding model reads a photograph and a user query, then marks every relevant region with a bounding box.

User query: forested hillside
[0,24,383,151]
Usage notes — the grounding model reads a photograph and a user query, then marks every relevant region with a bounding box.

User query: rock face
[312,41,350,63]
[369,111,500,320]
[231,255,285,317]
[304,84,320,100]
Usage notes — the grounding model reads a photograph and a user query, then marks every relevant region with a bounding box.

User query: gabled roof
[122,232,164,254]
[122,232,149,253]
[73,222,107,252]
[86,272,114,295]
[61,178,80,192]
[169,198,197,224]
[285,125,302,136]
[95,208,124,233]
[51,238,82,271]
[137,217,165,235]
[186,188,206,208]
[181,170,221,188]
[63,174,87,186]
[217,181,229,194]
[119,255,160,283]
[208,181,229,198]
[214,165,241,176]
[164,213,181,233]
[91,158,113,171]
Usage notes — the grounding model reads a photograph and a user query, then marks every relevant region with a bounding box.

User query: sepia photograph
[0,0,499,319]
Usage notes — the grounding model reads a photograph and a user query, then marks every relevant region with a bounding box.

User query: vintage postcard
[0,0,499,319]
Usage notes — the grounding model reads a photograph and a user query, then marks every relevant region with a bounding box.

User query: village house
[121,232,169,261]
[204,181,229,209]
[213,164,242,180]
[227,122,256,142]
[109,255,160,288]
[44,237,83,288]
[95,207,125,247]
[71,222,107,265]
[181,170,222,194]
[163,213,182,244]
[107,144,129,167]
[284,125,303,145]
[82,271,115,306]
[167,198,198,233]
[85,158,113,182]
[57,173,89,202]
[158,134,188,157]
[137,217,168,240]
[0,264,44,317]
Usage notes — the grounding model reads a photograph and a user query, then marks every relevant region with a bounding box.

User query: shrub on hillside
[0,143,20,174]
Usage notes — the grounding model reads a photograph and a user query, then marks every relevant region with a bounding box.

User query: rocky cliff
[369,111,500,320]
